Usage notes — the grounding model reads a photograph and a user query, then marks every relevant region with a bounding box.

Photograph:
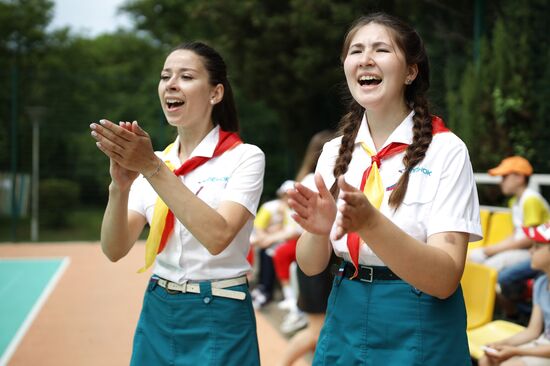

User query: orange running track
[0,243,308,366]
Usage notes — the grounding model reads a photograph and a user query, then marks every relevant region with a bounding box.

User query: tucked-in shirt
[128,126,265,282]
[315,111,482,266]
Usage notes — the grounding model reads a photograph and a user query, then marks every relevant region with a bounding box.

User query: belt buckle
[165,281,179,294]
[359,266,373,283]
[165,280,187,294]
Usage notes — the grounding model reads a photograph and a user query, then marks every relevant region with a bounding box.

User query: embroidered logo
[199,176,229,184]
[399,167,432,176]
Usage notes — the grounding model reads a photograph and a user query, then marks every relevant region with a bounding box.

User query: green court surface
[0,258,69,365]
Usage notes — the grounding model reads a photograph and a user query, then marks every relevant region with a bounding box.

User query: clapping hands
[333,176,376,240]
[287,174,376,240]
[90,119,155,189]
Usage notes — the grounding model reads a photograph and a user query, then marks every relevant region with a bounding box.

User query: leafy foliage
[446,0,550,172]
[0,0,549,239]
[39,178,80,227]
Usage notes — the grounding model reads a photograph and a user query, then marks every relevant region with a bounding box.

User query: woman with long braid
[287,13,481,365]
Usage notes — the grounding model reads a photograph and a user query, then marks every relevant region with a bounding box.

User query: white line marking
[0,257,71,366]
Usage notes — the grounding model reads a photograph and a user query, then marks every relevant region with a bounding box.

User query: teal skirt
[313,271,471,365]
[130,278,259,366]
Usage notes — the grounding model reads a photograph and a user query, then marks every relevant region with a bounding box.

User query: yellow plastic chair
[467,320,525,359]
[469,209,492,251]
[484,211,514,246]
[461,262,498,330]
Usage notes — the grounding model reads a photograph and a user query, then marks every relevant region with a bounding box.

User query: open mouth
[358,75,382,86]
[166,99,184,110]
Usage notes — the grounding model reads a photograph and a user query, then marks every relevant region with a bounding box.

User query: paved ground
[0,242,310,366]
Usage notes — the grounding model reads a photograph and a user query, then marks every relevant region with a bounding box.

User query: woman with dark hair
[288,13,481,365]
[90,41,264,365]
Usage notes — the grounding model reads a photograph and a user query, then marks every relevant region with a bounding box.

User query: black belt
[336,262,401,282]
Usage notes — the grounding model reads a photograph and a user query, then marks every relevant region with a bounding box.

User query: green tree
[0,0,55,174]
[2,0,549,240]
[447,0,550,173]
[120,0,494,179]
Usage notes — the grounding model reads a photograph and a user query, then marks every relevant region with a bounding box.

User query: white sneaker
[280,311,308,334]
[251,289,268,310]
[277,298,295,311]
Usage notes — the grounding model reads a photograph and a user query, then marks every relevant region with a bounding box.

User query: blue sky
[48,0,132,36]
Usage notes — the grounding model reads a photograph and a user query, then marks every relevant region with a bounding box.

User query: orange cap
[488,156,533,176]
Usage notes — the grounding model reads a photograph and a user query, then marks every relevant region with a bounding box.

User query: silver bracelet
[144,159,162,179]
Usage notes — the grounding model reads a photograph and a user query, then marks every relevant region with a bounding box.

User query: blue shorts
[130,277,260,366]
[313,270,470,365]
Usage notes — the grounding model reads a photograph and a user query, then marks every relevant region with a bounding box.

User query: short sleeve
[128,175,150,217]
[533,275,546,306]
[221,144,265,216]
[128,150,166,222]
[254,204,273,229]
[427,141,482,242]
[523,197,549,227]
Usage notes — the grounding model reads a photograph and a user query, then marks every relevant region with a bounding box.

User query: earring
[405,79,412,85]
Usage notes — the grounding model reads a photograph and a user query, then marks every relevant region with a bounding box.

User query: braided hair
[331,13,433,209]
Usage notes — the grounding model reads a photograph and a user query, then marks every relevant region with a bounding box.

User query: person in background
[277,129,335,365]
[479,221,550,366]
[250,180,299,309]
[470,156,550,271]
[90,41,264,365]
[288,13,481,365]
[498,258,543,322]
[470,157,550,321]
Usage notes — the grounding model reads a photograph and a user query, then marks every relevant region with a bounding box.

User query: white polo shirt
[315,112,482,266]
[128,126,265,282]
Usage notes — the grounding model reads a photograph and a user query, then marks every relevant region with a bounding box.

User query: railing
[474,173,550,194]
[474,173,550,212]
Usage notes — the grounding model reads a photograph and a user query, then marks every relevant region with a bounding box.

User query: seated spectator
[470,156,550,271]
[250,180,299,309]
[498,258,542,322]
[479,221,550,366]
[277,130,335,364]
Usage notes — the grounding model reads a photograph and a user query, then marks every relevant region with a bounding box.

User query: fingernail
[99,119,106,125]
[91,131,97,137]
[90,123,96,129]
[96,142,101,147]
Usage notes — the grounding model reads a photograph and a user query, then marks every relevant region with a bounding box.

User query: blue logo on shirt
[400,167,432,176]
[199,176,229,184]
[410,167,432,176]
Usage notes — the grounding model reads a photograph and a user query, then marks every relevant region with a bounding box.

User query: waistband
[335,262,401,282]
[152,275,248,300]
